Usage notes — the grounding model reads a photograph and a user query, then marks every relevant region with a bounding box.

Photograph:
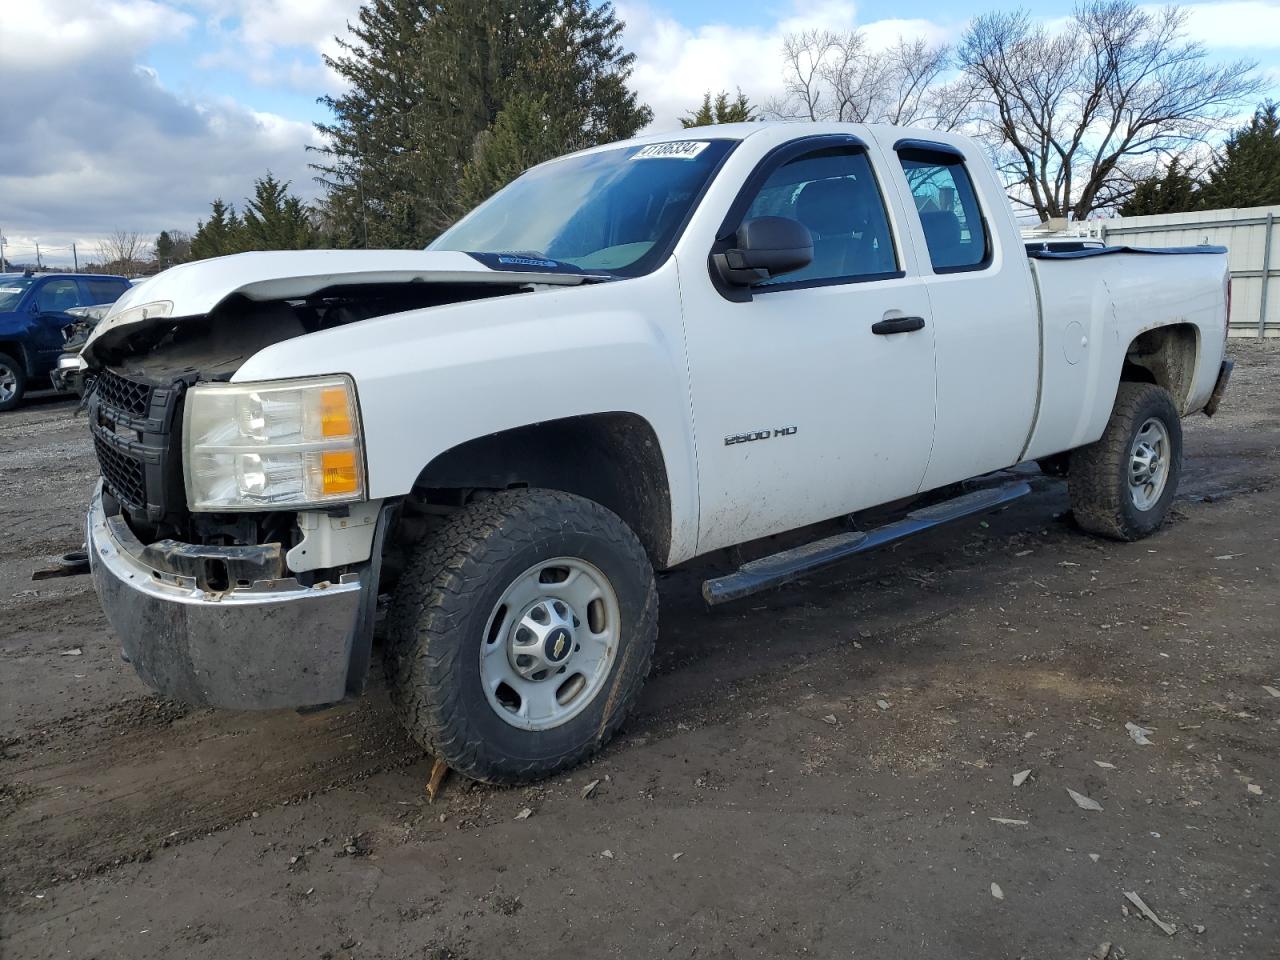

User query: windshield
[430,139,736,276]
[0,277,34,311]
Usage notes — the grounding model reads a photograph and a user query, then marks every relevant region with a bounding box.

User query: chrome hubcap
[1128,417,1171,511]
[480,557,619,731]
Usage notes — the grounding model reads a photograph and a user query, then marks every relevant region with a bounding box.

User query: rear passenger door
[78,277,130,307]
[880,138,1039,491]
[681,135,938,552]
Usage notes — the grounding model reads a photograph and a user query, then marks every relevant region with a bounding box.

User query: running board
[701,481,1032,606]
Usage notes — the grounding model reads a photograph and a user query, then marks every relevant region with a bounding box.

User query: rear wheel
[1069,382,1182,541]
[385,489,657,783]
[0,352,26,412]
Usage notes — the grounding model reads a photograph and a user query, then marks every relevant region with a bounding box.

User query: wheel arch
[404,412,675,568]
[0,340,32,375]
[1121,322,1200,415]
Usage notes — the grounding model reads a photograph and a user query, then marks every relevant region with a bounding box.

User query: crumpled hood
[83,249,600,363]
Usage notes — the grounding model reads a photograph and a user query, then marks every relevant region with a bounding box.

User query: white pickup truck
[83,122,1232,783]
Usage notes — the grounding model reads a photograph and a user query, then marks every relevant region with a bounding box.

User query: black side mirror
[712,216,813,286]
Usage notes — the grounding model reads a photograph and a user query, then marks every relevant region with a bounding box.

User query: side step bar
[702,481,1032,606]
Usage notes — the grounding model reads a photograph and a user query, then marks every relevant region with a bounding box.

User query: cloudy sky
[3,0,1279,266]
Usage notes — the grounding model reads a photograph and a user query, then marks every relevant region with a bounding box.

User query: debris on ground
[514,807,533,821]
[821,714,838,725]
[1193,924,1206,934]
[1067,788,1103,811]
[1090,942,1113,960]
[989,817,1029,826]
[600,850,614,860]
[1125,722,1154,746]
[990,882,1004,901]
[876,699,890,711]
[426,758,449,803]
[1247,783,1263,795]
[672,852,684,861]
[1123,891,1177,936]
[1262,685,1280,699]
[580,779,601,800]
[1094,760,1116,769]
[1089,854,1101,863]
[59,648,83,657]
[1012,769,1032,787]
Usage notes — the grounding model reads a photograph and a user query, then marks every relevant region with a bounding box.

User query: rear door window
[897,148,990,273]
[79,278,130,305]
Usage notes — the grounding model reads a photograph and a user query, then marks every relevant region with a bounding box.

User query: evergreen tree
[154,229,193,269]
[240,173,317,250]
[457,93,579,211]
[313,0,651,247]
[190,200,244,260]
[1199,102,1280,209]
[681,89,757,128]
[1119,159,1202,216]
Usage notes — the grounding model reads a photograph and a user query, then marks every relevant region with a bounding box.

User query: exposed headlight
[183,375,366,511]
[106,299,173,327]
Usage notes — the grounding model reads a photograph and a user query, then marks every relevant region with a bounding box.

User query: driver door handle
[871,316,926,335]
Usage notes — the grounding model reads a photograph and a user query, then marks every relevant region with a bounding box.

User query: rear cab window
[895,142,990,273]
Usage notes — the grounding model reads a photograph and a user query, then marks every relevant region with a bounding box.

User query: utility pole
[0,225,5,272]
[72,243,79,271]
[35,241,42,270]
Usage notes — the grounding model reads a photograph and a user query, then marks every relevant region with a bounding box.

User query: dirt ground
[1,343,1277,960]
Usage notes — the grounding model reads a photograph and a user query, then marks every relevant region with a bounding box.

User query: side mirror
[712,216,813,286]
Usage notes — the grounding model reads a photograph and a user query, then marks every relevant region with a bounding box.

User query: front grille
[96,368,154,417]
[89,368,183,519]
[94,435,148,509]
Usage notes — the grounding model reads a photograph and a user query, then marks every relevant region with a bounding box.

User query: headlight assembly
[183,375,366,511]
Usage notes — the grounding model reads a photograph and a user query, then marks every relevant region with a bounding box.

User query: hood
[83,249,603,364]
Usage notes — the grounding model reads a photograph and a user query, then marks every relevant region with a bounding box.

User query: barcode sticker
[631,141,710,160]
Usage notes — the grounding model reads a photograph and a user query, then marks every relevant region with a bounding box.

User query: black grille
[96,368,154,418]
[94,435,148,509]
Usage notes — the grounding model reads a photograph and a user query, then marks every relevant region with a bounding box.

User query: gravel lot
[2,342,1277,959]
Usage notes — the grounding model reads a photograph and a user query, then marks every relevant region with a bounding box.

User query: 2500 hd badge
[725,426,798,446]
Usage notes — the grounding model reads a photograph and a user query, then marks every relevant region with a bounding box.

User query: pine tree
[681,90,757,128]
[1199,102,1280,209]
[457,93,578,211]
[190,200,244,260]
[313,0,651,247]
[1119,159,1202,216]
[240,173,317,250]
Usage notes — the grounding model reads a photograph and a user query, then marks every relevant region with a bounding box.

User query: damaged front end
[82,274,529,708]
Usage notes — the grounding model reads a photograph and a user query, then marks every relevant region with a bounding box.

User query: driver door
[680,137,938,553]
[30,277,84,370]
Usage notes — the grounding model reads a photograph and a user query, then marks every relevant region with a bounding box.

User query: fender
[232,259,701,566]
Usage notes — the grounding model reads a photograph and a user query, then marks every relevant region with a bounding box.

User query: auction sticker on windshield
[632,141,710,160]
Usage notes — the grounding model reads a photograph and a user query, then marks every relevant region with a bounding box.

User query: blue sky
[3,0,1279,266]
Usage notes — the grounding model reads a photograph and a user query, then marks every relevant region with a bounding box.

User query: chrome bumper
[88,485,370,710]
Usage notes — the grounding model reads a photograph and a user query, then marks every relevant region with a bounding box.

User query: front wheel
[385,489,657,783]
[0,352,26,412]
[1069,382,1182,541]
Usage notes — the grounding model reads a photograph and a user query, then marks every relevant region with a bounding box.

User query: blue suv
[0,272,131,410]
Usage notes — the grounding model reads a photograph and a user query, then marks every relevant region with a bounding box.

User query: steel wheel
[479,556,620,731]
[1128,416,1170,511]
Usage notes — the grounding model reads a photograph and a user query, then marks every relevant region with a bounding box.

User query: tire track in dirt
[0,686,420,900]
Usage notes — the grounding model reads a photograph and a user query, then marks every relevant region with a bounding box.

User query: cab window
[80,277,130,306]
[897,148,990,272]
[34,278,83,313]
[744,146,898,287]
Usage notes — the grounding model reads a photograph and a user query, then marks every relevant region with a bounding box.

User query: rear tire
[0,352,26,412]
[385,489,657,783]
[1069,382,1182,541]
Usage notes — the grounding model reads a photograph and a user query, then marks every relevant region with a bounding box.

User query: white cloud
[1174,1,1280,48]
[0,0,321,266]
[617,1,958,131]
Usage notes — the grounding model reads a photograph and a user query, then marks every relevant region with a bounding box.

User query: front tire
[386,489,657,783]
[0,352,27,412]
[1069,382,1182,541]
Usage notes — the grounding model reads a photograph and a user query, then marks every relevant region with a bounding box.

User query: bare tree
[94,229,152,276]
[768,30,964,130]
[958,1,1262,221]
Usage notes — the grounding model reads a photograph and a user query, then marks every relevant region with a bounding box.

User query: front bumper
[88,485,372,710]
